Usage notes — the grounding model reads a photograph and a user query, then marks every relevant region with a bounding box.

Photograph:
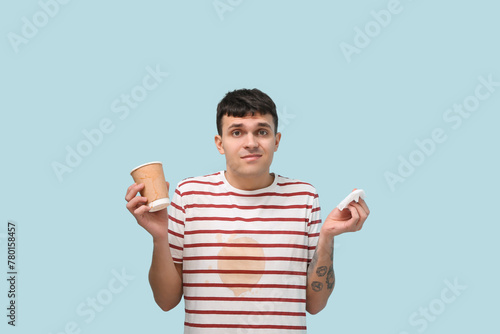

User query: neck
[224,170,275,191]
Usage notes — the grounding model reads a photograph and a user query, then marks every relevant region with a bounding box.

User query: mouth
[241,154,262,161]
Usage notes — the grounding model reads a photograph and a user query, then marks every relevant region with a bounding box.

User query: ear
[274,132,282,152]
[215,135,225,155]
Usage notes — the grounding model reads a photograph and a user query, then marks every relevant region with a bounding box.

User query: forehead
[221,113,274,131]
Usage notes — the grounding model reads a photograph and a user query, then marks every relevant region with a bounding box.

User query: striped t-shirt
[168,171,322,333]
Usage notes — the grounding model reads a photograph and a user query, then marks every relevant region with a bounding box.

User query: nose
[244,133,259,149]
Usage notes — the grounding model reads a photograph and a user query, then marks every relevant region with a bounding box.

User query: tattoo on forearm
[326,265,335,290]
[311,281,323,292]
[316,266,327,277]
[308,248,335,292]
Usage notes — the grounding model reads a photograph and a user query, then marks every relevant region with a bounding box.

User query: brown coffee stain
[136,175,161,202]
[134,168,165,202]
[217,235,265,296]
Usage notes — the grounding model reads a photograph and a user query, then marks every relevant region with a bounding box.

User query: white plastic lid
[149,198,170,212]
[337,189,366,211]
[130,161,163,174]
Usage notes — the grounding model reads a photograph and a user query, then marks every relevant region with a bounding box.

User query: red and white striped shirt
[168,171,322,333]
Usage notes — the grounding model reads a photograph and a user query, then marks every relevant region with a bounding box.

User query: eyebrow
[227,122,272,130]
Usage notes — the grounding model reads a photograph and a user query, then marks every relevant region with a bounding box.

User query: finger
[346,204,360,231]
[125,183,138,201]
[125,183,144,202]
[351,201,368,220]
[350,202,367,231]
[126,183,136,192]
[350,188,370,216]
[126,194,147,208]
[134,204,151,216]
[349,187,369,212]
[357,198,370,215]
[126,196,148,213]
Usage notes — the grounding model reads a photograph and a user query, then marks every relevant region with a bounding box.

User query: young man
[125,88,370,333]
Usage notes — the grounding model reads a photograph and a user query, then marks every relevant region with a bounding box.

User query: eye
[258,129,269,136]
[232,130,241,137]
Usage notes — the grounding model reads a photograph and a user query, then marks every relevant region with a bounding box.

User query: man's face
[215,113,281,183]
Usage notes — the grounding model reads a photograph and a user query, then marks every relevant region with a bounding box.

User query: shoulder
[275,175,318,196]
[175,171,224,192]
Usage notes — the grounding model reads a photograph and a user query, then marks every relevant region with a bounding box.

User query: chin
[245,167,271,178]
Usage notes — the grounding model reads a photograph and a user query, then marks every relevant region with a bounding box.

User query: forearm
[306,232,335,314]
[148,236,183,311]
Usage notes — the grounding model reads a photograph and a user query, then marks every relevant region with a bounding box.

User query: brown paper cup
[130,161,170,212]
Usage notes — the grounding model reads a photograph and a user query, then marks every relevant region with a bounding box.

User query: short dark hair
[216,88,278,136]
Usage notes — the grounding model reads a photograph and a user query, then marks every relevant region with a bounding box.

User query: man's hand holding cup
[126,162,170,241]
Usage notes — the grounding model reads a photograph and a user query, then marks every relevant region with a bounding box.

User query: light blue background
[1,0,499,333]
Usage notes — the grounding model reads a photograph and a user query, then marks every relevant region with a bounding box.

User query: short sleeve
[307,191,322,262]
[168,183,186,264]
